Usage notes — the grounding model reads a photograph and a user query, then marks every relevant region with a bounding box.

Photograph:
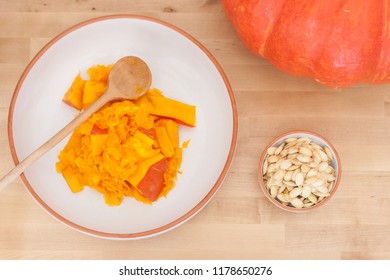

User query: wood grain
[1,0,390,260]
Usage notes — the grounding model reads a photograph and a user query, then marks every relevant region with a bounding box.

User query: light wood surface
[1,0,390,260]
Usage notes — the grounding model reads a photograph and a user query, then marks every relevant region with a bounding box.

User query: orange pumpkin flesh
[223,0,390,88]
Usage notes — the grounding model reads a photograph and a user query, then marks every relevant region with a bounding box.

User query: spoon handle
[0,93,112,192]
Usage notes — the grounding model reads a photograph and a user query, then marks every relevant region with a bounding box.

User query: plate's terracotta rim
[7,14,238,239]
[257,130,342,213]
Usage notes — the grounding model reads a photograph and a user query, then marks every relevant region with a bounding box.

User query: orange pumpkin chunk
[62,74,85,110]
[149,95,196,127]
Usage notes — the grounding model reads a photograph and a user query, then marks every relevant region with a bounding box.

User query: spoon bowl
[107,56,152,100]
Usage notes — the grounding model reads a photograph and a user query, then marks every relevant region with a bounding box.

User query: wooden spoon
[0,56,152,191]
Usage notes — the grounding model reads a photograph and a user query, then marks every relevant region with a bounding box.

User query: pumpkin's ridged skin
[223,0,390,88]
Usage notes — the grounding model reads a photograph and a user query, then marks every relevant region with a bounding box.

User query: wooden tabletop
[1,1,390,260]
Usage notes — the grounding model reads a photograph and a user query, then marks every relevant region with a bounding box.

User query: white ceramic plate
[8,15,237,239]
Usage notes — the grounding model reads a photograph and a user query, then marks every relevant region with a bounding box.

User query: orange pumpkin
[222,0,390,88]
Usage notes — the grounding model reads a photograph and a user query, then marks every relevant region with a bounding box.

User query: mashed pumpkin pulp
[56,64,195,206]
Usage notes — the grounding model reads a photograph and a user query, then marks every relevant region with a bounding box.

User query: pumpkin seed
[297,154,311,163]
[267,147,277,155]
[273,178,283,187]
[301,186,312,198]
[291,159,303,166]
[268,155,279,163]
[314,192,330,197]
[325,147,333,161]
[313,150,322,163]
[267,163,276,173]
[274,169,286,181]
[318,162,329,172]
[277,193,288,203]
[283,180,297,187]
[263,159,268,175]
[289,187,302,198]
[287,154,297,160]
[304,177,317,186]
[280,159,292,170]
[279,149,288,157]
[275,158,284,168]
[301,164,310,173]
[318,150,329,162]
[291,197,304,208]
[308,194,318,204]
[310,143,322,150]
[295,173,304,186]
[311,179,326,187]
[285,141,298,149]
[287,165,300,171]
[325,166,334,174]
[307,169,318,177]
[317,185,330,194]
[284,171,293,181]
[292,168,300,181]
[278,185,286,194]
[275,142,285,155]
[297,137,311,143]
[270,186,278,198]
[288,147,299,154]
[299,146,313,157]
[285,137,297,143]
[326,174,336,182]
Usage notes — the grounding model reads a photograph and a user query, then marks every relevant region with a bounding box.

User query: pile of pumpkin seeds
[262,137,337,209]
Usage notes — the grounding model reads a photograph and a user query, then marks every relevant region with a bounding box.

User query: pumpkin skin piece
[135,158,169,201]
[222,0,390,88]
